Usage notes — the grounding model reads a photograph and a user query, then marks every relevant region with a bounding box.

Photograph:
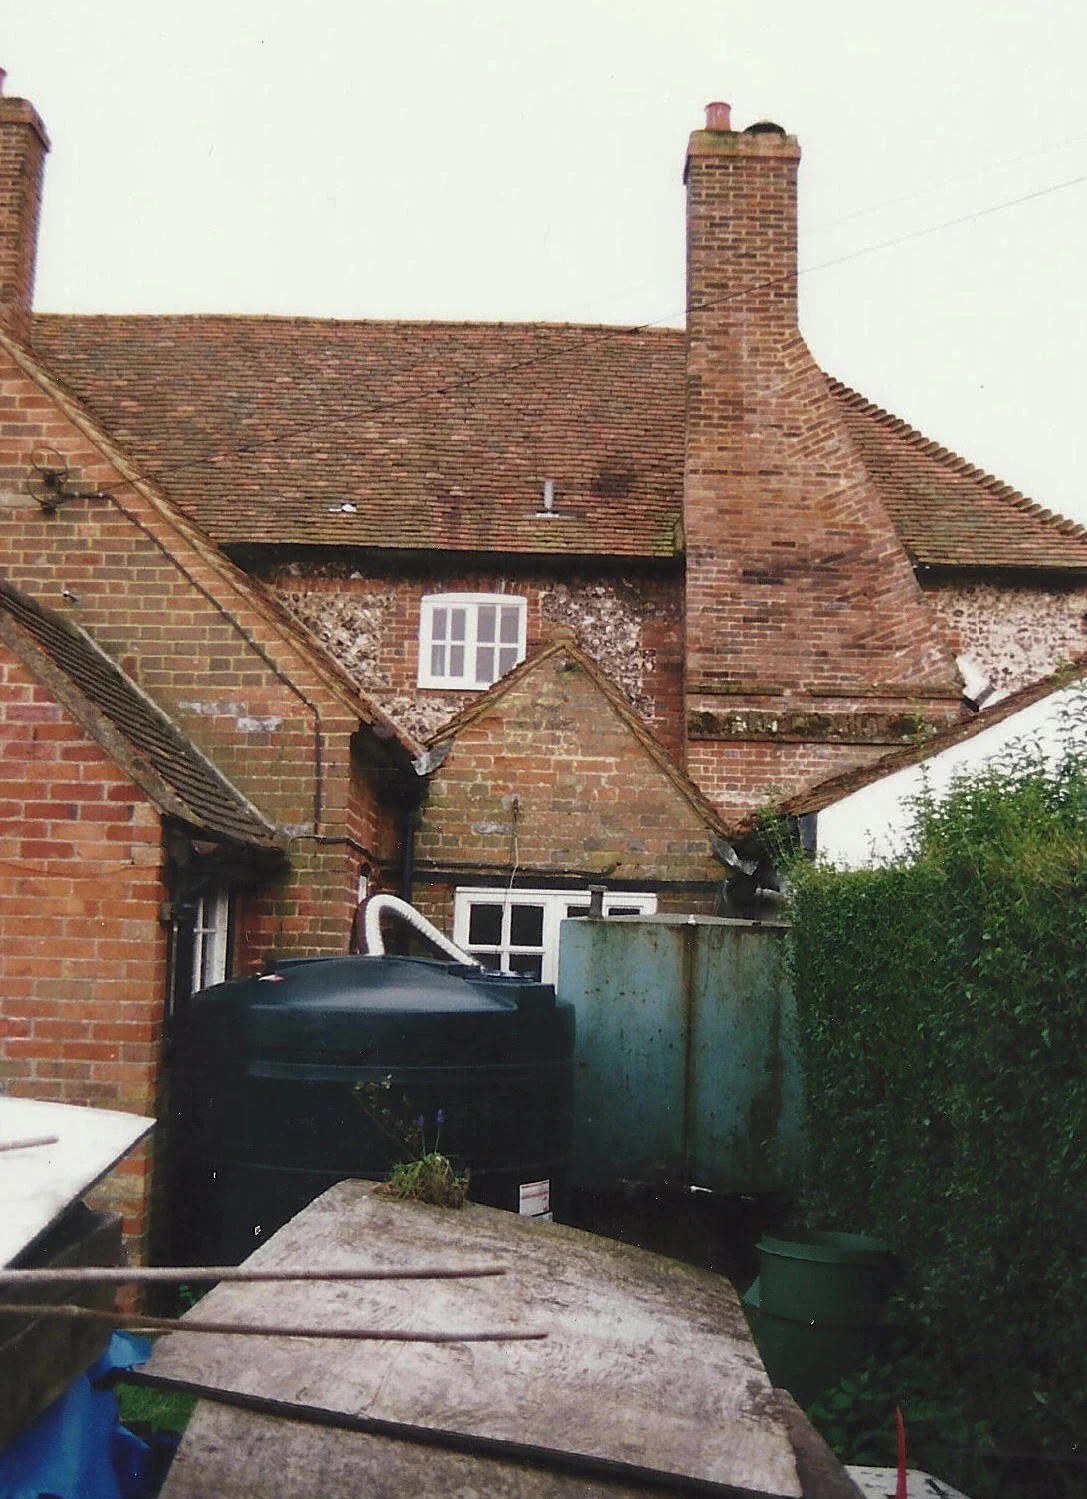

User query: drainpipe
[399,806,418,903]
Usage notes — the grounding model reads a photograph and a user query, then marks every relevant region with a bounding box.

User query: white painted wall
[816,685,1086,868]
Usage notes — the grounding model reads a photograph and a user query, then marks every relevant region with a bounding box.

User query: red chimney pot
[704,101,732,132]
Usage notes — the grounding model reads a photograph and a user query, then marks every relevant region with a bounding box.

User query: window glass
[468,903,503,946]
[508,954,544,982]
[192,888,232,993]
[453,888,657,986]
[510,904,544,946]
[418,595,527,689]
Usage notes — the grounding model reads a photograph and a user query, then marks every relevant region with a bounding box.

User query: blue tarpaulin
[0,1331,169,1499]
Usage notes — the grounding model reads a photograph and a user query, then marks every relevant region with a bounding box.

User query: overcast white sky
[5,1,1086,521]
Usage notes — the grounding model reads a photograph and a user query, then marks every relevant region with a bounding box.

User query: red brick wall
[1,345,398,952]
[0,344,405,1259]
[415,646,720,890]
[265,561,685,758]
[686,738,894,823]
[0,94,48,344]
[0,643,165,1256]
[681,118,964,815]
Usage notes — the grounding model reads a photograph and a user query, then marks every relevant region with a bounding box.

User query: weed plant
[353,1079,469,1207]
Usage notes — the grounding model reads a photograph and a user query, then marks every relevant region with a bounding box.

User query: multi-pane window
[418,594,527,689]
[452,888,657,986]
[191,888,232,993]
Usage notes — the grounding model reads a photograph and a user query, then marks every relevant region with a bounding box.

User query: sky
[5,1,1087,522]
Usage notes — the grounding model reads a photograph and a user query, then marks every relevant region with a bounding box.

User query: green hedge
[788,748,1087,1461]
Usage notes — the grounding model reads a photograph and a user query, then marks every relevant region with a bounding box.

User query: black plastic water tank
[166,955,575,1264]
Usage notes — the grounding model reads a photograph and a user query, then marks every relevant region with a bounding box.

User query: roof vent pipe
[704,101,732,132]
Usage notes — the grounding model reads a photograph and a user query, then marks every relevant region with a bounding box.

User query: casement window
[418,594,527,689]
[452,888,657,986]
[191,887,233,994]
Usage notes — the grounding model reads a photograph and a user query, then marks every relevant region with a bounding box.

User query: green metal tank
[557,914,800,1193]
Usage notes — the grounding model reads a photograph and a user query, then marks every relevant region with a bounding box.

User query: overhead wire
[803,128,1087,236]
[24,165,1087,502]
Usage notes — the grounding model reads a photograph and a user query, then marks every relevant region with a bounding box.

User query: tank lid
[212,955,556,1016]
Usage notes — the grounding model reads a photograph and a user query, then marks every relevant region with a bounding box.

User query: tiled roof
[830,381,1087,571]
[30,316,685,559]
[0,578,284,851]
[29,315,1087,571]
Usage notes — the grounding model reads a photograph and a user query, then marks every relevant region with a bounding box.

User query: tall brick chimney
[0,70,49,344]
[682,103,962,816]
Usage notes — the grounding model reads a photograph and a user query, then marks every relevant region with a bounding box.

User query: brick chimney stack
[0,71,50,344]
[682,103,962,816]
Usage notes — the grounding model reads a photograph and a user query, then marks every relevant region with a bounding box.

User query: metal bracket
[27,447,107,514]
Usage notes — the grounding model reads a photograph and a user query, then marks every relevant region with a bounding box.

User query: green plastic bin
[745,1230,894,1407]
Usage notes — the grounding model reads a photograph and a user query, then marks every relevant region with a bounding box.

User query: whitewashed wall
[816,684,1085,868]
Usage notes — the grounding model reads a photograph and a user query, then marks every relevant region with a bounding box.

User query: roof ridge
[827,375,1087,542]
[33,311,685,338]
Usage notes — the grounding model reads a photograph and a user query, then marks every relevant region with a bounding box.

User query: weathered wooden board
[162,1400,698,1498]
[0,1097,153,1265]
[144,1180,801,1497]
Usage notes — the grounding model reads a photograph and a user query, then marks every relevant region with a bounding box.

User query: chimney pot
[704,101,732,132]
[0,69,6,96]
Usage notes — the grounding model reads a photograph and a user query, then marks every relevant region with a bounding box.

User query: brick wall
[0,91,48,343]
[0,343,399,938]
[264,559,685,757]
[415,645,721,894]
[0,642,166,1256]
[0,340,407,1259]
[686,737,894,823]
[681,112,964,814]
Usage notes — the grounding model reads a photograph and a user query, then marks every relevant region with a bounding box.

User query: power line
[805,130,1087,237]
[31,167,1087,496]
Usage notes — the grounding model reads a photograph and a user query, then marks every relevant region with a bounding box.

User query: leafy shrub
[807,1349,995,1487]
[789,734,1087,1475]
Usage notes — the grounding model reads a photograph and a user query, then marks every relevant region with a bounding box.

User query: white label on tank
[519,1179,551,1218]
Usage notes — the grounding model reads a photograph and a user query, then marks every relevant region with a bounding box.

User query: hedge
[788,743,1087,1462]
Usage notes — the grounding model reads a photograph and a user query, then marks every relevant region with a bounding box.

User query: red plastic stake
[894,1404,908,1498]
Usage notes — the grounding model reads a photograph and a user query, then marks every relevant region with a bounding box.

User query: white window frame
[191,887,232,993]
[452,887,657,987]
[417,593,527,690]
